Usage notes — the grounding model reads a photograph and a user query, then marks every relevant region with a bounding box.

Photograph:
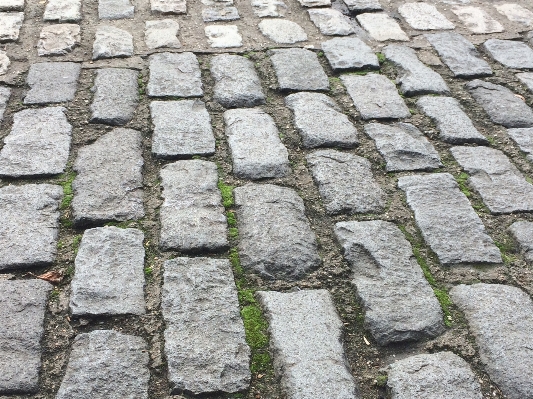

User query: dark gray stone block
[483,39,533,69]
[509,221,533,263]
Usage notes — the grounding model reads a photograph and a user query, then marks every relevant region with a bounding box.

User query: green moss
[61,218,73,228]
[144,266,153,278]
[138,73,145,96]
[495,240,518,265]
[50,288,60,301]
[251,353,272,374]
[227,212,237,227]
[66,265,75,277]
[317,51,324,57]
[375,374,388,387]
[105,220,136,228]
[72,234,82,255]
[229,227,239,238]
[58,171,76,210]
[218,180,234,208]
[376,52,386,64]
[456,172,471,198]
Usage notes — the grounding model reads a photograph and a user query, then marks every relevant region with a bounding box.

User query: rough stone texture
[321,37,378,71]
[159,160,228,252]
[450,146,533,214]
[205,25,242,48]
[151,100,215,158]
[56,331,150,399]
[508,127,533,161]
[211,54,265,108]
[509,221,533,263]
[483,39,533,69]
[387,352,483,399]
[307,149,386,215]
[341,73,410,119]
[452,6,504,34]
[162,258,250,394]
[37,24,81,56]
[285,92,358,148]
[517,72,533,93]
[258,19,307,44]
[0,184,62,269]
[145,19,180,49]
[257,290,359,399]
[495,3,533,28]
[398,2,454,30]
[24,62,80,104]
[0,0,23,11]
[425,32,492,77]
[0,280,51,393]
[235,184,320,280]
[90,68,138,125]
[98,0,134,19]
[364,122,441,172]
[224,108,289,179]
[308,9,354,36]
[0,107,72,177]
[72,128,144,225]
[417,96,488,144]
[296,0,329,7]
[270,48,328,91]
[92,25,133,59]
[44,0,81,21]
[0,86,10,120]
[356,12,409,42]
[0,50,8,75]
[70,226,145,316]
[342,0,381,12]
[0,12,23,42]
[398,173,502,266]
[202,5,239,22]
[151,0,186,13]
[251,0,287,17]
[335,220,444,346]
[466,79,533,128]
[383,44,449,96]
[148,52,202,97]
[450,283,533,399]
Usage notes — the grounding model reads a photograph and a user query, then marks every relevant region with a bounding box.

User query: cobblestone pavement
[2,0,533,397]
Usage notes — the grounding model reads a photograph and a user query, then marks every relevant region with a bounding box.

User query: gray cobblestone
[508,127,533,161]
[356,12,408,42]
[145,19,181,49]
[321,37,378,71]
[308,9,354,36]
[509,221,533,263]
[258,19,307,44]
[483,39,533,69]
[148,52,202,97]
[92,25,134,59]
[452,6,504,34]
[37,24,81,56]
[398,2,454,30]
[0,12,23,42]
[342,0,381,12]
[24,62,80,104]
[98,0,134,19]
[44,0,81,21]
[270,48,328,91]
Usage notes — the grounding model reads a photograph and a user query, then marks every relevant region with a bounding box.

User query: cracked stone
[92,25,133,59]
[398,2,455,30]
[356,12,408,41]
[308,8,355,35]
[270,48,328,91]
[44,0,81,21]
[258,19,307,44]
[144,19,180,49]
[483,39,533,69]
[24,62,80,104]
[452,6,504,34]
[0,12,23,42]
[205,25,242,48]
[98,0,134,19]
[322,37,379,71]
[148,52,202,97]
[37,24,81,56]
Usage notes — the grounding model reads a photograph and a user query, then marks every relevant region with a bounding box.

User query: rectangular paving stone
[308,9,354,36]
[92,25,133,59]
[509,221,533,263]
[269,48,329,91]
[335,220,444,346]
[0,280,51,393]
[72,128,144,226]
[452,6,504,34]
[151,0,186,14]
[37,24,81,56]
[342,0,381,12]
[483,39,533,69]
[223,108,290,179]
[508,127,533,161]
[251,0,287,17]
[98,0,134,19]
[0,107,72,177]
[322,37,379,71]
[24,62,80,104]
[398,2,454,30]
[145,19,181,49]
[450,283,533,399]
[517,72,533,93]
[0,0,23,11]
[147,52,202,97]
[202,5,239,21]
[56,330,149,399]
[70,226,145,316]
[205,24,242,48]
[495,3,533,28]
[159,160,228,252]
[44,0,81,21]
[356,12,408,41]
[0,184,62,270]
[235,183,321,280]
[151,100,215,158]
[0,86,10,121]
[398,173,502,266]
[341,73,410,119]
[257,290,359,399]
[0,12,23,42]
[296,0,329,7]
[258,19,307,44]
[162,257,250,394]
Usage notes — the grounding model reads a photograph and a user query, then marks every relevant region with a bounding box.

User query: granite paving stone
[257,290,359,399]
[145,19,181,49]
[258,19,307,44]
[159,160,228,252]
[0,85,10,120]
[70,226,145,316]
[0,0,23,11]
[37,24,81,56]
[308,9,355,36]
[98,0,134,19]
[24,62,80,104]
[0,107,72,177]
[509,221,533,263]
[335,220,444,345]
[508,127,533,161]
[450,283,533,399]
[0,50,8,74]
[151,0,186,13]
[342,0,381,12]
[234,183,321,280]
[398,2,454,30]
[0,280,51,393]
[148,52,202,97]
[356,12,408,42]
[517,72,533,93]
[251,0,287,17]
[72,128,144,225]
[202,5,239,21]
[270,48,328,91]
[452,6,504,34]
[296,0,329,7]
[321,37,379,71]
[162,257,250,394]
[495,3,533,28]
[92,25,133,59]
[224,108,290,179]
[483,39,533,69]
[0,12,23,42]
[0,184,62,269]
[398,173,502,266]
[205,25,242,48]
[44,0,81,21]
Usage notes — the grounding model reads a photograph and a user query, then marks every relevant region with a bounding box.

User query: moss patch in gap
[376,52,386,64]
[72,234,82,255]
[494,239,518,265]
[455,172,471,198]
[58,170,76,210]
[138,72,146,96]
[218,180,234,208]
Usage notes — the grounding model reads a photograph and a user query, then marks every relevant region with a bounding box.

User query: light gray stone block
[98,0,134,19]
[508,127,533,161]
[398,2,455,30]
[0,12,23,42]
[509,221,533,263]
[452,6,504,34]
[150,0,186,14]
[342,0,381,12]
[0,85,10,121]
[147,52,202,97]
[145,19,181,49]
[0,50,8,75]
[356,12,408,42]
[308,9,354,36]
[270,48,328,91]
[321,37,379,71]
[495,3,533,28]
[92,25,133,59]
[483,39,533,69]
[24,62,80,104]
[205,25,242,48]
[202,5,239,21]
[44,0,81,21]
[0,0,23,11]
[251,0,287,17]
[517,72,533,93]
[37,24,81,56]
[296,0,329,7]
[258,19,307,44]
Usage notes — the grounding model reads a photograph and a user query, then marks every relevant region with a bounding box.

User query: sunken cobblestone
[509,221,533,263]
[269,48,328,91]
[148,52,203,97]
[24,62,81,104]
[321,37,378,71]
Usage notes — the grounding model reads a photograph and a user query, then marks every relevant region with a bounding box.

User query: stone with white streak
[452,6,504,34]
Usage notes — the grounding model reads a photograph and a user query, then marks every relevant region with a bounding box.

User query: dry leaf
[36,270,63,284]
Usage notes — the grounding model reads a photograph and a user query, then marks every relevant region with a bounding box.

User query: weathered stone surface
[235,184,320,280]
[148,52,202,97]
[0,0,23,11]
[251,0,286,17]
[98,0,134,19]
[451,146,533,214]
[257,290,359,399]
[508,127,533,161]
[452,6,504,34]
[321,37,378,71]
[341,73,410,119]
[44,0,81,21]
[335,220,444,345]
[70,226,145,316]
[484,39,533,69]
[417,96,488,144]
[202,5,239,21]
[0,12,23,42]
[211,54,265,108]
[270,48,328,91]
[387,352,483,399]
[517,72,533,93]
[399,2,454,30]
[509,221,533,263]
[466,79,533,128]
[285,92,358,148]
[151,0,185,13]
[308,9,354,36]
[56,331,149,399]
[0,107,72,177]
[426,32,492,77]
[398,173,501,266]
[205,25,242,47]
[258,19,307,44]
[0,86,10,120]
[159,160,228,252]
[383,44,449,96]
[162,257,250,394]
[224,108,290,179]
[495,3,533,29]
[364,122,441,172]
[37,24,81,56]
[72,128,144,225]
[24,62,80,104]
[90,68,138,125]
[356,12,409,41]
[151,100,215,158]
[307,149,385,215]
[0,280,51,393]
[296,0,329,7]
[145,19,180,48]
[0,184,62,269]
[450,283,533,399]
[92,25,133,59]
[342,0,381,12]
[0,50,8,74]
